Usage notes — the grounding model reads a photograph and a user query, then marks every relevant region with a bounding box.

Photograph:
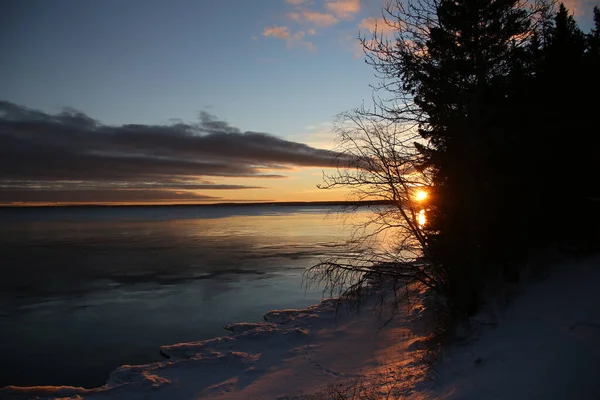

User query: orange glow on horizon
[0,168,356,206]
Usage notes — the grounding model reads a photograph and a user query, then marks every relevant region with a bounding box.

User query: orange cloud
[263,26,291,39]
[358,17,396,35]
[288,10,339,27]
[263,26,317,52]
[325,0,361,19]
[262,0,364,52]
[560,0,592,17]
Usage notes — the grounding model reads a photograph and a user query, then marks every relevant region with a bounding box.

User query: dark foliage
[317,0,600,322]
[409,0,598,316]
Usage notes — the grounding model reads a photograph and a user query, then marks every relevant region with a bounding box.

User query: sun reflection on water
[418,209,426,227]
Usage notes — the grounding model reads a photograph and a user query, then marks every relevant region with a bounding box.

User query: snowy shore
[429,255,600,399]
[2,255,600,399]
[1,288,430,399]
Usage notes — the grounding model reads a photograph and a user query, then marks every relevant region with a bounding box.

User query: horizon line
[0,200,393,209]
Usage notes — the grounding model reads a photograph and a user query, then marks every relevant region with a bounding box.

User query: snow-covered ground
[424,255,600,400]
[1,287,429,399]
[2,256,600,399]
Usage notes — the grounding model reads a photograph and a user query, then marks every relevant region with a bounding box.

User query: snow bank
[1,294,428,399]
[421,255,600,400]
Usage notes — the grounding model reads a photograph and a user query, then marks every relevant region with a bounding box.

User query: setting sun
[415,190,428,202]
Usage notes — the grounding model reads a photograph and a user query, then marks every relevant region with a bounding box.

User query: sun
[414,189,428,202]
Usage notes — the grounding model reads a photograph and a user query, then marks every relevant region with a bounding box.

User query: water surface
[0,205,369,388]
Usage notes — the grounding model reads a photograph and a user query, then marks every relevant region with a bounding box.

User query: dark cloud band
[0,189,221,204]
[0,101,342,204]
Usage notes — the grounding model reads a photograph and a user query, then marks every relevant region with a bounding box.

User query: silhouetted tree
[316,0,599,321]
[306,111,439,308]
[587,7,600,58]
[578,6,600,242]
[525,3,600,248]
[380,0,535,315]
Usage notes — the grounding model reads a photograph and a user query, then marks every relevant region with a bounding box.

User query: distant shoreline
[0,200,393,209]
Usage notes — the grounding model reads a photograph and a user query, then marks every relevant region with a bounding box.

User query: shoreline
[4,256,599,399]
[1,291,427,399]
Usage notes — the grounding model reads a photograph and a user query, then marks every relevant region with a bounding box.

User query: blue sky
[1,0,597,204]
[2,0,384,139]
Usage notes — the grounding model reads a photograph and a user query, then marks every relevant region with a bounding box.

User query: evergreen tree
[587,7,600,59]
[579,6,600,242]
[535,4,593,245]
[409,0,532,314]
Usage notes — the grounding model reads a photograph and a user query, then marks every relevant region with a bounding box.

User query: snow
[2,255,600,399]
[1,293,428,399]
[423,255,600,400]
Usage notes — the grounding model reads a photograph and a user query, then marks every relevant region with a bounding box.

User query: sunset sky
[1,0,596,205]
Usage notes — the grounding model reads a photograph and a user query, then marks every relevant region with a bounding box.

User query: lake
[0,205,376,388]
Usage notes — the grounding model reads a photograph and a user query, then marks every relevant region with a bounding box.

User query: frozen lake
[0,204,375,388]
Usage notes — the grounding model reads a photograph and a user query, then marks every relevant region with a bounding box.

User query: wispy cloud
[263,26,317,52]
[358,17,396,35]
[0,101,343,204]
[287,10,339,27]
[0,188,222,204]
[561,0,594,17]
[263,0,364,51]
[286,0,312,5]
[325,0,361,19]
[263,26,292,40]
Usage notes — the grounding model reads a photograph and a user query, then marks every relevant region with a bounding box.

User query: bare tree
[303,0,445,306]
[305,108,438,310]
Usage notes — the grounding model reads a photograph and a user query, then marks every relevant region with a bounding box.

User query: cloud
[560,0,598,17]
[0,180,265,190]
[263,26,291,39]
[0,188,221,204]
[263,26,317,52]
[325,0,361,19]
[263,0,363,51]
[358,17,396,35]
[0,101,344,204]
[287,10,339,27]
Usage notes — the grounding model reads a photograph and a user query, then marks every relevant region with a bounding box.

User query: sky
[1,0,597,205]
